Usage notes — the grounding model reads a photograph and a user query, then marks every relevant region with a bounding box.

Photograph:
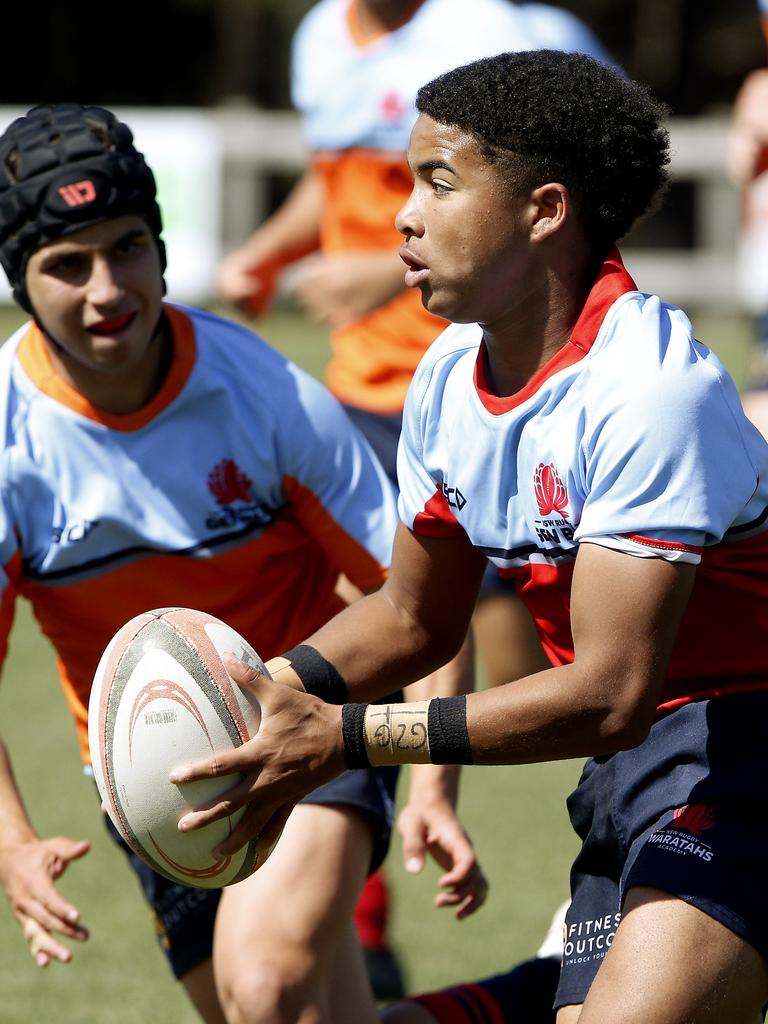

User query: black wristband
[342,703,371,769]
[280,644,349,704]
[427,695,473,764]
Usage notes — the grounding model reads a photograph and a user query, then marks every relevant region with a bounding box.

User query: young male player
[0,104,484,1024]
[217,0,613,694]
[175,51,768,1022]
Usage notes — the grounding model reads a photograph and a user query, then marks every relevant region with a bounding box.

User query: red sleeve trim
[624,533,703,554]
[412,487,466,538]
[657,682,768,715]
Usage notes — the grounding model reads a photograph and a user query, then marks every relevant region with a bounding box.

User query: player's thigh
[213,802,374,978]
[576,885,768,1023]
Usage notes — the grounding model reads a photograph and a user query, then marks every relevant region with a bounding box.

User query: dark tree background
[7,1,766,114]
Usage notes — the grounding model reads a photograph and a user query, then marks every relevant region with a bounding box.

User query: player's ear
[529,182,571,243]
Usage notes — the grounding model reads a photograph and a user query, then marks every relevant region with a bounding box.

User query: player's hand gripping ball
[88,607,270,888]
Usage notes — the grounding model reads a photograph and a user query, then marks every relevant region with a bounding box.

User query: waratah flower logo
[207,459,254,506]
[670,804,715,836]
[534,462,569,518]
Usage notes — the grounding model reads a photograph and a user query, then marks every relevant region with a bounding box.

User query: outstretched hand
[398,790,488,920]
[170,656,347,858]
[0,835,90,967]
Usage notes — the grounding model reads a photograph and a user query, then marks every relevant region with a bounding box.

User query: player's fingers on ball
[221,654,268,692]
[214,798,288,857]
[170,748,243,786]
[258,803,293,851]
[177,798,233,833]
[214,807,262,856]
[177,766,261,831]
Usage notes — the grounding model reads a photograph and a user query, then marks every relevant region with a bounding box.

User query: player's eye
[431,178,452,195]
[114,232,148,257]
[44,252,86,277]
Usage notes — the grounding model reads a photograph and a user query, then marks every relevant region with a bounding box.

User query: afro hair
[416,50,670,255]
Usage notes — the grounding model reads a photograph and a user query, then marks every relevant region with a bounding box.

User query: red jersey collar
[474,249,637,415]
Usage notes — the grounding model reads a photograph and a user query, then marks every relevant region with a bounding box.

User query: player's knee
[218,960,318,1024]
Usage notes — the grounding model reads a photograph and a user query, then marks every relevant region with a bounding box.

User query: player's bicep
[570,542,696,735]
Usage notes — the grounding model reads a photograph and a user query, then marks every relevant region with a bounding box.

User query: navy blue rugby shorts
[102,764,398,979]
[555,691,768,1010]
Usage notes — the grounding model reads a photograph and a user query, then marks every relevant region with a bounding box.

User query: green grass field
[0,302,756,1021]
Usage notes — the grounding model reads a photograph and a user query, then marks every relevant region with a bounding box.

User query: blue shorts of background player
[103,763,398,979]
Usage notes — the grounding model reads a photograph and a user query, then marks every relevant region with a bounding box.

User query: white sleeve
[576,342,761,560]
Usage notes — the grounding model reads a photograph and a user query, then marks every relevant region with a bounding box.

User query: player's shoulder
[0,320,39,430]
[407,321,482,411]
[589,290,742,423]
[179,303,356,426]
[173,303,290,375]
[414,321,482,379]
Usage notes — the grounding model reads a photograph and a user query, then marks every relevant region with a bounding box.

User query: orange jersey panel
[19,512,374,764]
[313,150,447,412]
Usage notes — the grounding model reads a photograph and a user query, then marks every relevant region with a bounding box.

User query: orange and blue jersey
[291,0,613,414]
[397,251,768,709]
[0,304,398,762]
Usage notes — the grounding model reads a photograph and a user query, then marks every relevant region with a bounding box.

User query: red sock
[409,986,505,1024]
[406,959,559,1023]
[354,868,389,949]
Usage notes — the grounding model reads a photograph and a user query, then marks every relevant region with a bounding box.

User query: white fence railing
[0,107,743,311]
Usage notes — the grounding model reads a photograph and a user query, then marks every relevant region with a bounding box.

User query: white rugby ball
[88,607,270,889]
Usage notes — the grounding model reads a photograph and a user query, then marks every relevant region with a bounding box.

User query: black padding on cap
[0,104,166,311]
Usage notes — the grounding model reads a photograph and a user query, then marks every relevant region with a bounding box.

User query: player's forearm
[0,738,38,855]
[400,633,473,800]
[345,656,665,771]
[240,169,323,265]
[268,588,455,703]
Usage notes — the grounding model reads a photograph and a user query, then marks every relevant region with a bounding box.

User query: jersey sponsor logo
[205,458,277,532]
[645,804,716,862]
[563,912,620,965]
[57,179,97,207]
[440,480,466,511]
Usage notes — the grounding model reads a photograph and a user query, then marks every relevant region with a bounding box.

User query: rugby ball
[88,607,270,888]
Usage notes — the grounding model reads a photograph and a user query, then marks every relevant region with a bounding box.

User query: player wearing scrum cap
[176,51,768,1023]
[0,104,484,1024]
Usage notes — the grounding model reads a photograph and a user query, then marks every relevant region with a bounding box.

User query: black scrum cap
[0,103,166,311]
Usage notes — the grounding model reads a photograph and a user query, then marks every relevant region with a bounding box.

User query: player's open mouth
[88,312,136,336]
[399,247,430,288]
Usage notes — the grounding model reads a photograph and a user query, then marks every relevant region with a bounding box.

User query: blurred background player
[216,5,611,977]
[727,0,768,436]
[0,103,485,1024]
